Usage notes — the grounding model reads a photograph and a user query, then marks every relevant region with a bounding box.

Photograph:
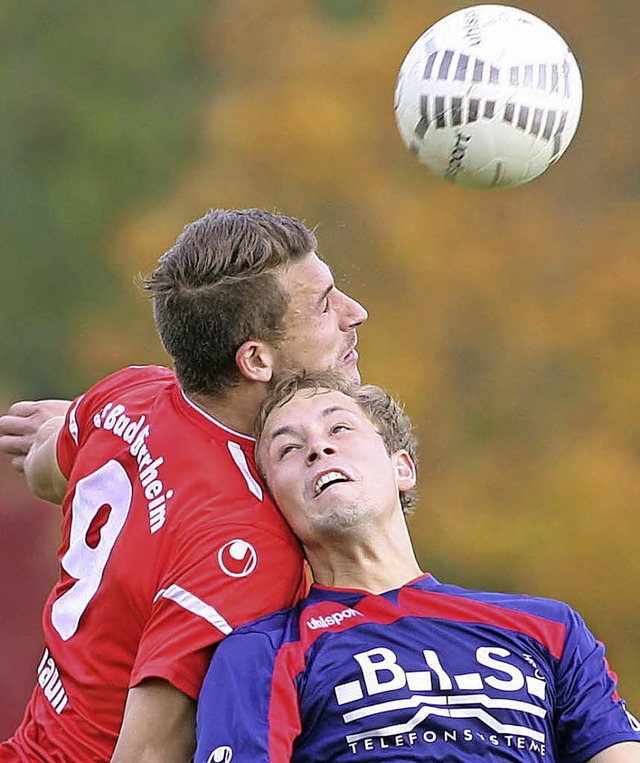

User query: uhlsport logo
[217,540,257,578]
[207,746,233,763]
[306,608,363,630]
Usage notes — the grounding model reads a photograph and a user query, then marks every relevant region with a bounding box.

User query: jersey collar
[177,388,256,443]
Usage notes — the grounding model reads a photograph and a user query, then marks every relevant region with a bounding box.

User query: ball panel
[394,4,583,189]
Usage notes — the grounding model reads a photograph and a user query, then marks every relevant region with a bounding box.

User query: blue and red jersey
[195,573,640,762]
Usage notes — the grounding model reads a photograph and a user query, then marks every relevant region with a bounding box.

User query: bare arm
[0,399,71,472]
[110,679,196,763]
[23,416,68,504]
[589,742,640,762]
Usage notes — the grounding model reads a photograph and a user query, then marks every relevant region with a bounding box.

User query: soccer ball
[394,5,583,189]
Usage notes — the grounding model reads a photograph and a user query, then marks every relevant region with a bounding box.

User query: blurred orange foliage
[3,0,639,726]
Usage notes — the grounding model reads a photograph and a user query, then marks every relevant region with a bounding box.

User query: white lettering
[92,402,171,533]
[140,457,164,487]
[39,657,56,687]
[345,730,547,757]
[112,414,130,437]
[423,649,453,690]
[477,646,525,691]
[36,648,69,715]
[354,647,406,695]
[103,404,125,431]
[144,480,163,500]
[131,426,150,457]
[306,608,363,630]
[123,414,146,444]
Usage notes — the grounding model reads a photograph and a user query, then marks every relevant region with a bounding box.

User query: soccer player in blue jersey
[195,371,640,763]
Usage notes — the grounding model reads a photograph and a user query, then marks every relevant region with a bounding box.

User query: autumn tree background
[1,0,639,735]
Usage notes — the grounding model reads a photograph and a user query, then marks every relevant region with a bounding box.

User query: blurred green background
[1,0,639,737]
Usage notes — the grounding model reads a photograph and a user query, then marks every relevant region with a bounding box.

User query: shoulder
[431,579,576,622]
[420,579,582,658]
[224,602,305,650]
[88,364,175,399]
[73,365,175,420]
[200,606,303,676]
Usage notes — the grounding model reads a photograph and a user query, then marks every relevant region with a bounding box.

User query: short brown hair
[255,370,419,514]
[144,208,317,395]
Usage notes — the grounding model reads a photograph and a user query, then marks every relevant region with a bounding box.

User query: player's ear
[236,340,276,383]
[393,450,417,493]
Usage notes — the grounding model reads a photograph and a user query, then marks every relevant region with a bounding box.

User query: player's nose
[305,441,336,465]
[337,290,368,330]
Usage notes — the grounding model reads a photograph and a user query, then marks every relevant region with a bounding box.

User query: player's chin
[347,367,361,383]
[340,361,360,384]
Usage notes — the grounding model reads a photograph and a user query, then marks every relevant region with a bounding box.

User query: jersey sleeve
[56,393,86,478]
[195,629,300,763]
[56,366,173,478]
[554,608,640,761]
[130,517,306,701]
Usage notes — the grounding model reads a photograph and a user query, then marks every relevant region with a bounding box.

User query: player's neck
[186,383,266,437]
[305,516,423,594]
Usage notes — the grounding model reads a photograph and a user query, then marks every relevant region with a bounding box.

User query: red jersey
[0,366,306,762]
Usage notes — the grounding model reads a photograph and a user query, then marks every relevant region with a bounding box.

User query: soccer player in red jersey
[195,372,640,763]
[0,209,367,762]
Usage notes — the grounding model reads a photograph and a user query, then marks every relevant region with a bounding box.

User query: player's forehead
[261,389,364,440]
[278,253,334,302]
